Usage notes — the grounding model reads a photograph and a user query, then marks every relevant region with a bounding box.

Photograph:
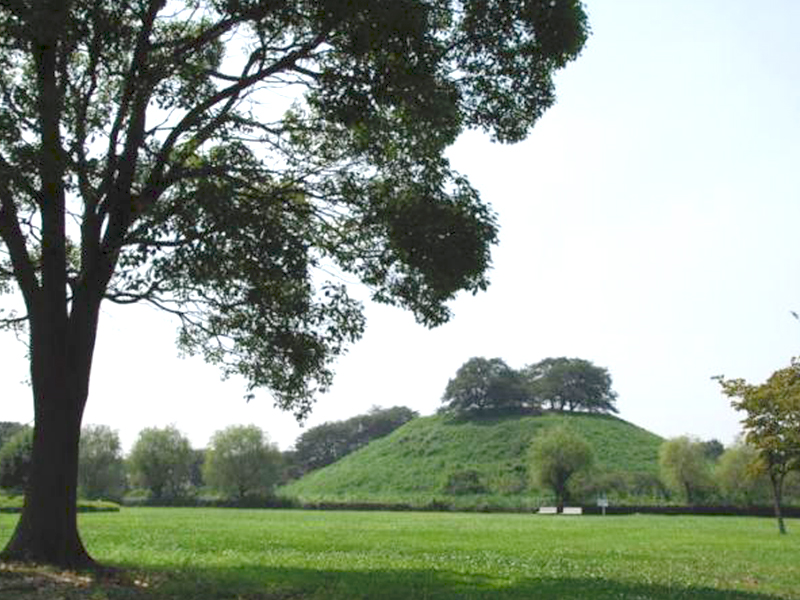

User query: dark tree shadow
[131,564,791,600]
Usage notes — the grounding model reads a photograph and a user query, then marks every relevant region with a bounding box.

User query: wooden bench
[537,506,558,515]
[562,506,583,515]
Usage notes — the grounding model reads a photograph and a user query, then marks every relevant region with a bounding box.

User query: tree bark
[769,472,787,535]
[0,297,102,567]
[0,391,93,568]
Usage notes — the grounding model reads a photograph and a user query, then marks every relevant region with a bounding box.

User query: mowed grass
[2,509,800,599]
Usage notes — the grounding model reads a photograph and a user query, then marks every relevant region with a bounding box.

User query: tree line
[441,356,619,417]
[0,406,416,504]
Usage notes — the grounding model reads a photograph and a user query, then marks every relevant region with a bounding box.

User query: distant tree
[188,448,206,490]
[714,441,770,506]
[700,439,725,461]
[204,425,282,501]
[528,425,593,510]
[0,422,25,451]
[715,361,800,534]
[441,357,533,416]
[291,406,418,475]
[523,357,618,413]
[78,425,126,501]
[0,427,32,491]
[129,426,194,501]
[658,437,712,504]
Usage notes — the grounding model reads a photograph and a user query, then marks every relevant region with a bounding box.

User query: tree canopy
[441,357,533,416]
[78,425,126,501]
[129,425,194,501]
[527,425,593,510]
[0,0,588,566]
[523,357,618,414]
[658,436,712,505]
[0,426,32,491]
[204,425,282,500]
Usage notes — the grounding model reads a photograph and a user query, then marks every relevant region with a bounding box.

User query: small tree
[715,361,800,534]
[441,357,533,417]
[0,427,33,491]
[714,441,770,506]
[528,425,593,510]
[204,425,282,501]
[523,357,618,413]
[78,425,126,501]
[658,437,712,504]
[129,426,194,501]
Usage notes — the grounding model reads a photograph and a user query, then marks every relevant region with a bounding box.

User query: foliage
[128,426,194,501]
[523,357,618,413]
[715,361,800,533]
[441,357,534,416]
[658,437,713,504]
[700,439,725,461]
[0,0,589,416]
[0,426,32,491]
[527,425,593,508]
[77,425,126,501]
[289,405,418,476]
[4,510,800,599]
[281,413,664,507]
[0,422,24,450]
[714,441,771,506]
[203,425,282,500]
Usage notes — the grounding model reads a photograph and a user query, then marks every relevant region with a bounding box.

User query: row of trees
[0,423,280,502]
[0,405,417,502]
[441,356,618,417]
[286,406,418,477]
[525,428,800,518]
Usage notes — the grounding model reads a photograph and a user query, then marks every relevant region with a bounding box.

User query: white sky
[3,0,800,453]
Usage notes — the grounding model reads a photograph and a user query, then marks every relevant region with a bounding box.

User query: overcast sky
[3,0,800,452]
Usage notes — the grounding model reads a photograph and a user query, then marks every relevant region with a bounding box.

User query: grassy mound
[280,412,663,507]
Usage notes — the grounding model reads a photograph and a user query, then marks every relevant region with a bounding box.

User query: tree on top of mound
[0,0,588,567]
[523,357,618,414]
[441,357,537,417]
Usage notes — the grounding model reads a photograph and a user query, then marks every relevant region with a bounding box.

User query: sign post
[597,494,609,516]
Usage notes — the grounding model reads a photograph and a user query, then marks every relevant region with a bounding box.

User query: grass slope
[281,413,663,506]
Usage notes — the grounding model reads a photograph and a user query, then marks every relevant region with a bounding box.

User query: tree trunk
[769,472,787,535]
[0,381,94,567]
[1,297,102,567]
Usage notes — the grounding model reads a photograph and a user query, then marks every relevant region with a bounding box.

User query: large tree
[0,0,588,566]
[523,357,618,413]
[441,356,533,416]
[715,361,800,534]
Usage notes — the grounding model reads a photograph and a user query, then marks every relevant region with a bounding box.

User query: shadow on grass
[136,564,789,600]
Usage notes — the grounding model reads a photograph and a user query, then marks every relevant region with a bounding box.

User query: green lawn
[2,508,800,599]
